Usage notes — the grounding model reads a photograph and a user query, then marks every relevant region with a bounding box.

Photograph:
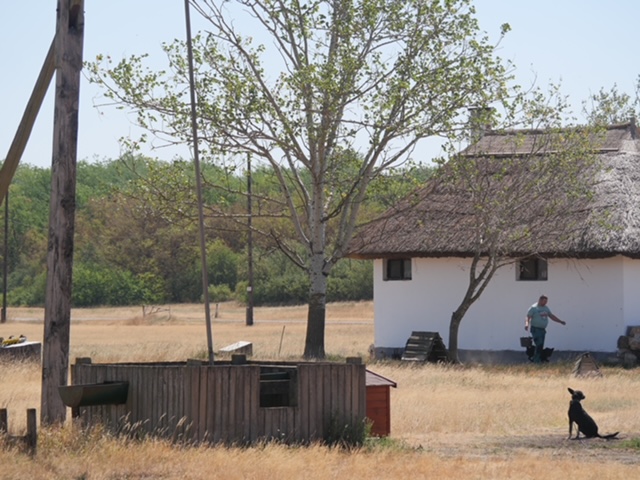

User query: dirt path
[400,431,640,464]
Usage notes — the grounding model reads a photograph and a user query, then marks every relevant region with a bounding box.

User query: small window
[384,258,412,281]
[260,368,297,408]
[517,257,547,281]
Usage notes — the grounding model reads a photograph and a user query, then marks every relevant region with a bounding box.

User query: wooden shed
[365,369,397,437]
[63,357,366,445]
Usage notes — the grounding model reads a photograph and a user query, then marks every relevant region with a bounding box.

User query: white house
[349,121,640,359]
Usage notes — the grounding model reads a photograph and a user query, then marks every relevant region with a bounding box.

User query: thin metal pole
[246,153,254,326]
[184,0,214,364]
[1,191,8,324]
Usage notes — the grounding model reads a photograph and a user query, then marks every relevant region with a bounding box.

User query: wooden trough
[66,357,366,445]
[58,381,129,417]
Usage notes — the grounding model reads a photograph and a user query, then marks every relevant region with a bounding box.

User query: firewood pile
[617,326,640,368]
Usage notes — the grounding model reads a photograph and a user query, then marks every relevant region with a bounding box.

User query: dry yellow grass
[1,301,640,479]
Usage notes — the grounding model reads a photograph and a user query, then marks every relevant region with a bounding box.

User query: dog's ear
[568,388,574,394]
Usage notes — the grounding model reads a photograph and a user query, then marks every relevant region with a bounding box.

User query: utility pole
[41,0,85,425]
[246,154,254,326]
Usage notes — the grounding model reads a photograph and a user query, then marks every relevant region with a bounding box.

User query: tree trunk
[304,291,327,358]
[448,310,463,363]
[303,253,328,358]
[41,0,84,425]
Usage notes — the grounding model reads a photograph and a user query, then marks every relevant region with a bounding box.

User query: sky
[1,1,638,169]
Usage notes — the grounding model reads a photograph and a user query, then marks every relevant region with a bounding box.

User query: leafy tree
[583,75,640,125]
[87,0,512,358]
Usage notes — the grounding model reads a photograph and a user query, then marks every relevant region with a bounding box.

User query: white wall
[373,256,637,352]
[623,256,640,329]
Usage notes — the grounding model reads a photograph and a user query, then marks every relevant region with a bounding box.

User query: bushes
[236,252,372,305]
[327,260,373,302]
[72,264,165,307]
[208,283,234,303]
[7,251,373,308]
[7,271,47,307]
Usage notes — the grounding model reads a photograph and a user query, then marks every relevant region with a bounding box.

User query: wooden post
[0,39,56,204]
[1,191,8,323]
[0,408,37,454]
[0,408,7,433]
[25,408,37,455]
[41,0,85,425]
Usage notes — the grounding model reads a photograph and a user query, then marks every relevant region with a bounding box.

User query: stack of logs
[617,326,640,368]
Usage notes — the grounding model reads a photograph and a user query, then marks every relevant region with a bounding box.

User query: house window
[517,257,547,281]
[384,258,412,281]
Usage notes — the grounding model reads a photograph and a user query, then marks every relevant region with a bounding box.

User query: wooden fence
[70,358,366,445]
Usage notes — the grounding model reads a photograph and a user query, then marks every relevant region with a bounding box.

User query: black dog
[567,388,619,439]
[526,345,554,362]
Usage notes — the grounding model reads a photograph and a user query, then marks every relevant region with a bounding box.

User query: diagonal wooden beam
[0,38,56,203]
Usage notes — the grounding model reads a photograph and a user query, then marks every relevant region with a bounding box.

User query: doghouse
[365,369,397,437]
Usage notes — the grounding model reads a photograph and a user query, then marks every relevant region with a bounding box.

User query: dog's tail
[599,432,619,439]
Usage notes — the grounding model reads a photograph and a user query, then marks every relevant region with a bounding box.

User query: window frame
[517,257,548,281]
[384,258,412,281]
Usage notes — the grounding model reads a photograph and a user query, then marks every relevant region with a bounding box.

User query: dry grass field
[1,301,640,479]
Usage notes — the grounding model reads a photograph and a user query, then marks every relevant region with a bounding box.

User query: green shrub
[72,264,165,307]
[207,283,233,302]
[7,271,47,306]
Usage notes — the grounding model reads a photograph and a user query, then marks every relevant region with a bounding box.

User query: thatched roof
[463,121,636,157]
[348,121,640,259]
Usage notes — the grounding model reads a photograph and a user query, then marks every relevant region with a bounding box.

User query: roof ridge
[484,121,633,137]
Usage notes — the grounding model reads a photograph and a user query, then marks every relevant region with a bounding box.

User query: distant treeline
[1,156,432,307]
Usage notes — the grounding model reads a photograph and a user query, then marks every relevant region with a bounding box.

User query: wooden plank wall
[71,361,365,445]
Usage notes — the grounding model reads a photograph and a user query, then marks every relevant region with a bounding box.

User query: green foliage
[366,163,436,210]
[327,259,373,302]
[617,437,640,450]
[207,239,239,290]
[324,413,369,448]
[363,435,415,452]
[234,252,372,305]
[583,75,640,125]
[207,283,233,303]
[86,0,514,356]
[72,263,164,307]
[2,159,376,308]
[7,270,47,306]
[251,252,310,305]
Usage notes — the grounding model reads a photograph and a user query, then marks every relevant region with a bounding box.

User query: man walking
[525,295,566,363]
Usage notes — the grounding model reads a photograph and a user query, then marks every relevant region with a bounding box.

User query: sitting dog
[526,345,554,362]
[567,388,619,439]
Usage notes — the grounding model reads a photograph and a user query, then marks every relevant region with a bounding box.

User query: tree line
[1,156,431,308]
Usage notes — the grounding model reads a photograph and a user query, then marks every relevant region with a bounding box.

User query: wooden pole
[246,153,254,326]
[25,408,37,455]
[0,39,55,204]
[184,0,214,364]
[1,191,8,323]
[0,408,7,433]
[41,0,85,425]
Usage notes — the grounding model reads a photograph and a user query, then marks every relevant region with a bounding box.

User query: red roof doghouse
[365,369,397,437]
